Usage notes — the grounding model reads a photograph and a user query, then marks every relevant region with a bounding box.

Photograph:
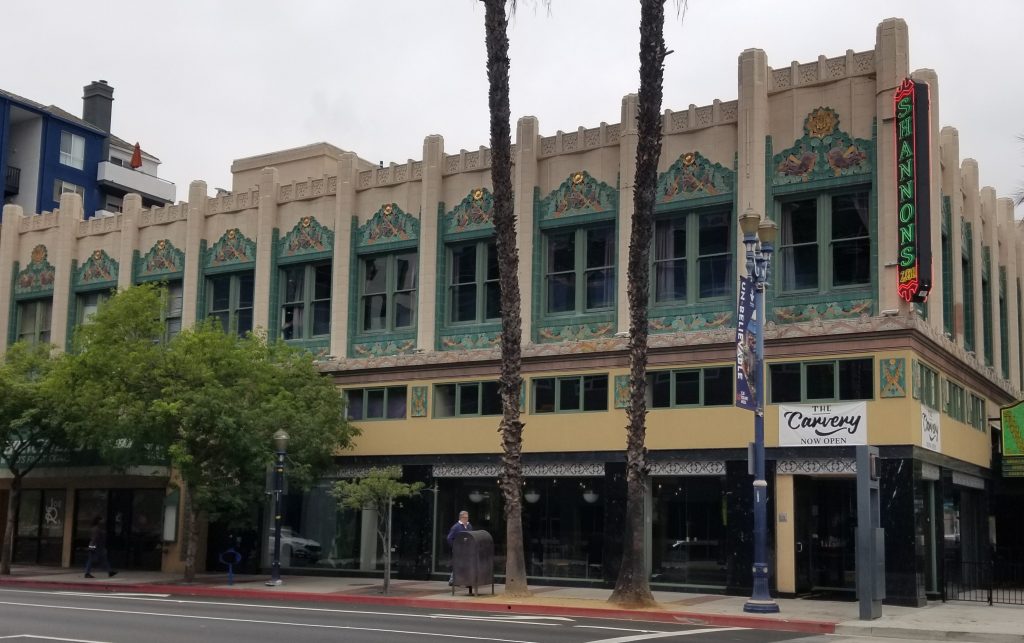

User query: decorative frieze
[279,216,333,258]
[772,108,872,184]
[14,245,56,296]
[205,228,256,268]
[773,298,872,324]
[432,462,605,478]
[648,460,726,476]
[537,322,614,343]
[649,310,732,333]
[356,203,420,249]
[438,332,500,351]
[537,171,617,221]
[443,188,495,236]
[656,152,734,204]
[74,249,118,287]
[136,239,185,280]
[776,458,857,475]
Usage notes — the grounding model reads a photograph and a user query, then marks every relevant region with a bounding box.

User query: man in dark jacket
[84,516,117,579]
[447,510,472,592]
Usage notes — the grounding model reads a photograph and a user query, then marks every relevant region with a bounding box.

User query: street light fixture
[740,207,780,614]
[266,429,289,587]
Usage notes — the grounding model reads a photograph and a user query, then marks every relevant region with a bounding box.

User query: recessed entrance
[794,476,856,596]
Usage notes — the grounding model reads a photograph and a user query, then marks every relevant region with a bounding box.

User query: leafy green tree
[332,466,423,595]
[0,343,71,575]
[63,285,358,581]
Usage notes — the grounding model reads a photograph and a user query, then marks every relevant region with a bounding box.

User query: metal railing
[4,165,20,194]
[944,559,1024,605]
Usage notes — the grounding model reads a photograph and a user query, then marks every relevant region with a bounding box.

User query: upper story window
[448,240,499,324]
[653,210,732,305]
[16,299,52,345]
[59,131,85,170]
[280,262,331,341]
[918,362,940,410]
[777,191,870,293]
[944,379,966,422]
[76,291,109,326]
[53,180,85,202]
[532,374,609,413]
[434,381,502,417]
[544,225,614,315]
[361,252,417,333]
[648,366,733,408]
[769,358,873,404]
[346,386,407,420]
[968,393,986,432]
[207,271,254,338]
[162,280,183,341]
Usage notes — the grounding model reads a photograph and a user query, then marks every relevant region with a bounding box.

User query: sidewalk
[1,566,1022,642]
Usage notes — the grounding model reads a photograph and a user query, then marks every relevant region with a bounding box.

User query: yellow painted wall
[775,474,796,594]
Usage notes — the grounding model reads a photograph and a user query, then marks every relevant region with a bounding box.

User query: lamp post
[739,207,780,614]
[266,429,289,587]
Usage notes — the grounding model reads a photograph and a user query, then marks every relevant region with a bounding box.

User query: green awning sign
[1001,400,1024,456]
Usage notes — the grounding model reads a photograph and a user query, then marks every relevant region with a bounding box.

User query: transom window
[346,386,407,420]
[16,299,52,345]
[653,210,732,304]
[532,374,608,413]
[544,225,614,315]
[434,381,502,417]
[777,191,870,293]
[76,291,109,326]
[361,252,417,332]
[769,358,873,403]
[448,241,499,324]
[648,366,733,408]
[59,131,85,170]
[207,272,254,338]
[280,263,331,340]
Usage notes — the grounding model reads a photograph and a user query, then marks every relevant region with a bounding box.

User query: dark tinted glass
[559,377,582,411]
[839,359,873,400]
[769,363,801,403]
[582,375,608,411]
[650,372,671,408]
[481,381,502,415]
[386,386,407,419]
[534,378,555,413]
[805,362,836,400]
[674,370,700,405]
[703,367,733,406]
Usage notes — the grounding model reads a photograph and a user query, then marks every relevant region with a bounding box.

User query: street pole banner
[779,401,868,446]
[921,405,941,452]
[735,275,757,411]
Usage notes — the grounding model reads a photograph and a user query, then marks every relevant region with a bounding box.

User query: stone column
[940,127,964,343]
[330,153,360,359]
[875,18,910,312]
[514,116,540,344]
[982,187,1000,374]
[49,192,81,351]
[736,48,769,271]
[180,181,208,330]
[0,204,21,352]
[417,135,444,351]
[616,94,639,334]
[999,198,1020,389]
[253,168,279,335]
[911,69,943,332]
[962,160,984,356]
[118,194,142,290]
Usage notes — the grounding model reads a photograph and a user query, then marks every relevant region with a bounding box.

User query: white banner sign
[921,405,941,452]
[779,402,868,447]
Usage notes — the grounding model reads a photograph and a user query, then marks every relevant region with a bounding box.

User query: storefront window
[14,489,66,565]
[650,477,727,588]
[269,484,367,571]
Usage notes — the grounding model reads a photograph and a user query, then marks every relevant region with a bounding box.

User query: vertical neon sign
[894,78,933,303]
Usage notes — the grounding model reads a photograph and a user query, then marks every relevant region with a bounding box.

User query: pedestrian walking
[447,510,472,594]
[84,516,117,579]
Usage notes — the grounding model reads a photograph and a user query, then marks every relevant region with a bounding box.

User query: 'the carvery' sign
[894,78,933,303]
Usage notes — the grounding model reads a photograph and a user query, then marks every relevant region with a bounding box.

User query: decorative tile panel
[656,152,734,203]
[614,375,629,409]
[649,460,726,476]
[136,239,185,279]
[537,321,614,343]
[205,228,256,268]
[443,188,495,236]
[410,386,428,417]
[773,299,872,324]
[279,215,334,258]
[879,357,907,398]
[776,458,856,475]
[649,310,732,333]
[351,338,416,358]
[432,462,605,478]
[439,331,500,351]
[772,108,872,184]
[537,171,617,221]
[74,249,118,287]
[356,203,420,248]
[14,245,56,295]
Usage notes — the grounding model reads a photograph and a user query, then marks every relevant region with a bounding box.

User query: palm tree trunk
[0,476,22,575]
[482,0,528,597]
[610,0,667,608]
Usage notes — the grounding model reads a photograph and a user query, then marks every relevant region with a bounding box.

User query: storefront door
[794,476,856,595]
[73,489,164,570]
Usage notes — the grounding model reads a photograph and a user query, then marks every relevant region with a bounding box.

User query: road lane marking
[574,626,666,633]
[584,628,745,643]
[0,600,540,643]
[0,637,110,642]
[56,592,171,598]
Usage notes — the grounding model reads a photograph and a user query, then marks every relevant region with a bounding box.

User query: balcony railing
[97,161,175,203]
[4,165,20,195]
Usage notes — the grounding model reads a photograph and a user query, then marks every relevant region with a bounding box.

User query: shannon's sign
[779,402,868,446]
[894,77,933,303]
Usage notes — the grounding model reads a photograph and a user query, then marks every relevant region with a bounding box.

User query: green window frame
[962,220,975,352]
[16,299,53,345]
[76,291,109,326]
[648,366,733,408]
[652,209,732,305]
[768,358,874,404]
[967,392,986,432]
[542,224,615,316]
[999,267,1009,379]
[941,199,954,335]
[919,363,940,410]
[944,379,965,422]
[161,280,184,342]
[532,374,608,413]
[447,240,499,325]
[776,190,871,294]
[345,386,407,420]
[360,251,418,333]
[433,381,502,418]
[280,262,332,341]
[206,271,254,338]
[982,247,993,366]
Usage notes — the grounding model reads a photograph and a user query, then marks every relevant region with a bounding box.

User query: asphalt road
[0,587,816,643]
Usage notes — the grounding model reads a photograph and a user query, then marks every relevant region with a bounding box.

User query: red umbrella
[130,142,142,169]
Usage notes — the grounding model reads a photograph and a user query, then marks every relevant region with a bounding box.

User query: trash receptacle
[451,529,494,595]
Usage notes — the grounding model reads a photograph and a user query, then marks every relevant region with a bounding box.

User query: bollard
[219,548,243,586]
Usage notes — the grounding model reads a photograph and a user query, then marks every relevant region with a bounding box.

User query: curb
[0,577,836,635]
[834,624,1024,643]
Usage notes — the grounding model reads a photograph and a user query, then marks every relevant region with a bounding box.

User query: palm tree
[482,0,529,597]
[610,0,679,607]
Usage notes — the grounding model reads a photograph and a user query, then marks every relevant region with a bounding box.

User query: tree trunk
[483,0,528,597]
[0,476,22,575]
[610,0,666,608]
[383,497,392,595]
[183,485,199,583]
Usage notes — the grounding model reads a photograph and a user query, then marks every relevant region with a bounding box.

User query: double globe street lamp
[738,207,780,614]
[266,429,289,587]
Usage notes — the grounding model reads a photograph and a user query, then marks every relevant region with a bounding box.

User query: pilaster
[118,194,142,290]
[330,153,359,358]
[49,192,82,351]
[962,160,984,355]
[999,198,1020,389]
[736,48,769,278]
[617,94,639,333]
[940,127,964,343]
[417,135,444,351]
[0,204,21,352]
[981,187,1000,374]
[253,168,279,335]
[181,181,208,330]
[514,116,540,344]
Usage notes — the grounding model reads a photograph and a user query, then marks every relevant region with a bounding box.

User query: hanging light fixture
[582,489,600,504]
[524,489,541,504]
[468,490,485,503]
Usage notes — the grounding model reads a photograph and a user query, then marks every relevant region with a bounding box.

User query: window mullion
[687,214,698,305]
[576,230,585,313]
[386,255,396,332]
[476,241,486,323]
[820,194,830,292]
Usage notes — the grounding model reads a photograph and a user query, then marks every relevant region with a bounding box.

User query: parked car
[269,527,321,563]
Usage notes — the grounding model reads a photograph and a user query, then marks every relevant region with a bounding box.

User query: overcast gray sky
[4,1,1022,213]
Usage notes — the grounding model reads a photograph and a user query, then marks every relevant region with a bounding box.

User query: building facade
[0,19,1020,604]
